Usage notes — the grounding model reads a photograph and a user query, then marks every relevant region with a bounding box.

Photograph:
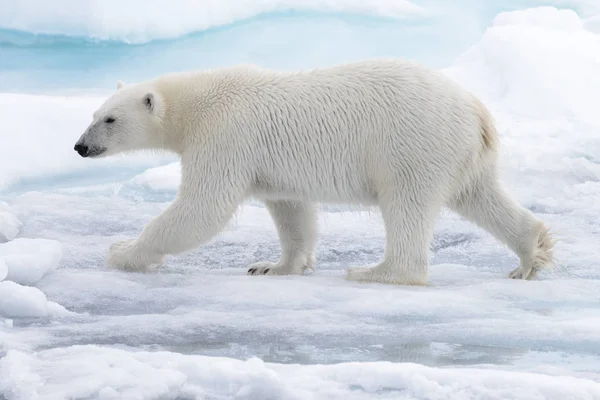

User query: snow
[0,258,7,281]
[446,7,600,122]
[128,162,181,192]
[0,0,424,44]
[0,225,67,319]
[0,281,70,318]
[1,346,599,400]
[0,204,67,319]
[493,5,584,30]
[1,3,600,400]
[564,0,600,31]
[0,202,22,242]
[0,212,21,243]
[443,6,600,216]
[0,238,63,286]
[0,94,175,191]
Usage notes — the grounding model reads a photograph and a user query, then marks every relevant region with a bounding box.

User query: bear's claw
[247,261,305,276]
[247,266,271,275]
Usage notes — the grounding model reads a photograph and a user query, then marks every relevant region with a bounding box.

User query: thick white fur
[75,58,555,285]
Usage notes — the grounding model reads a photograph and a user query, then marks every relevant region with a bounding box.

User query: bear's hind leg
[346,191,440,285]
[248,200,318,276]
[447,171,556,279]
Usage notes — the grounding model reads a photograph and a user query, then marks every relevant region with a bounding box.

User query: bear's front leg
[108,239,165,272]
[106,165,248,272]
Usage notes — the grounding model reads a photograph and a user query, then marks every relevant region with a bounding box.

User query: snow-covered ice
[0,0,425,44]
[0,202,22,243]
[128,162,181,192]
[0,281,70,318]
[2,346,600,400]
[1,2,600,400]
[0,238,63,286]
[0,258,7,282]
[0,212,21,243]
[0,202,68,321]
[0,94,175,190]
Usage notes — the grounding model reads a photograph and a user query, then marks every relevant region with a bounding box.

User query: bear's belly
[249,177,378,205]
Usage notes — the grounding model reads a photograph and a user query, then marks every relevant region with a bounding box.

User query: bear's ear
[116,80,126,90]
[143,93,154,111]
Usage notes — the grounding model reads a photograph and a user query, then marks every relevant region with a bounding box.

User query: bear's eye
[105,117,115,124]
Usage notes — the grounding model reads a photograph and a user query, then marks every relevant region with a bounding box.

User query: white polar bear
[74,58,555,285]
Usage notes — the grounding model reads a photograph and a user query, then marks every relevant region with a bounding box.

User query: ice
[0,94,176,191]
[0,238,63,286]
[0,346,599,400]
[128,162,181,192]
[493,5,584,30]
[0,0,424,44]
[566,0,600,31]
[0,1,535,93]
[0,212,21,243]
[0,202,22,242]
[2,3,600,400]
[3,194,600,367]
[0,281,70,318]
[444,6,600,212]
[446,7,600,121]
[0,258,7,282]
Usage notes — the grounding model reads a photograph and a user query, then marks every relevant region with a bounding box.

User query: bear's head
[74,80,165,158]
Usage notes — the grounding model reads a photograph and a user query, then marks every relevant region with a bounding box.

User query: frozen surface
[128,162,181,192]
[0,0,424,43]
[1,4,600,400]
[445,6,600,207]
[0,259,7,282]
[0,94,175,190]
[2,0,595,44]
[1,0,578,92]
[0,281,70,318]
[0,212,21,243]
[1,346,600,400]
[0,238,63,286]
[0,202,21,242]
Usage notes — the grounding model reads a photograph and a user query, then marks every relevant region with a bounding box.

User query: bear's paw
[107,239,164,272]
[247,261,307,276]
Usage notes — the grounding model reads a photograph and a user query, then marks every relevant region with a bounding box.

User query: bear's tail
[474,98,499,155]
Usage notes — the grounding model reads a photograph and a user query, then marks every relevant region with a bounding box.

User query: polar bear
[74,59,555,285]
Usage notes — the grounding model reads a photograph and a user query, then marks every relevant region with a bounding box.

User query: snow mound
[0,204,22,242]
[0,211,22,242]
[129,162,181,192]
[0,258,7,281]
[446,6,600,122]
[0,0,424,44]
[0,345,599,400]
[493,6,583,31]
[443,5,600,207]
[586,14,600,32]
[0,238,63,286]
[0,281,70,318]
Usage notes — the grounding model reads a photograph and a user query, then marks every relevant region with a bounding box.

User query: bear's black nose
[74,144,89,157]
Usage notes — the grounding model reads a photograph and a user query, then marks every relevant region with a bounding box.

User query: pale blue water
[0,1,580,93]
